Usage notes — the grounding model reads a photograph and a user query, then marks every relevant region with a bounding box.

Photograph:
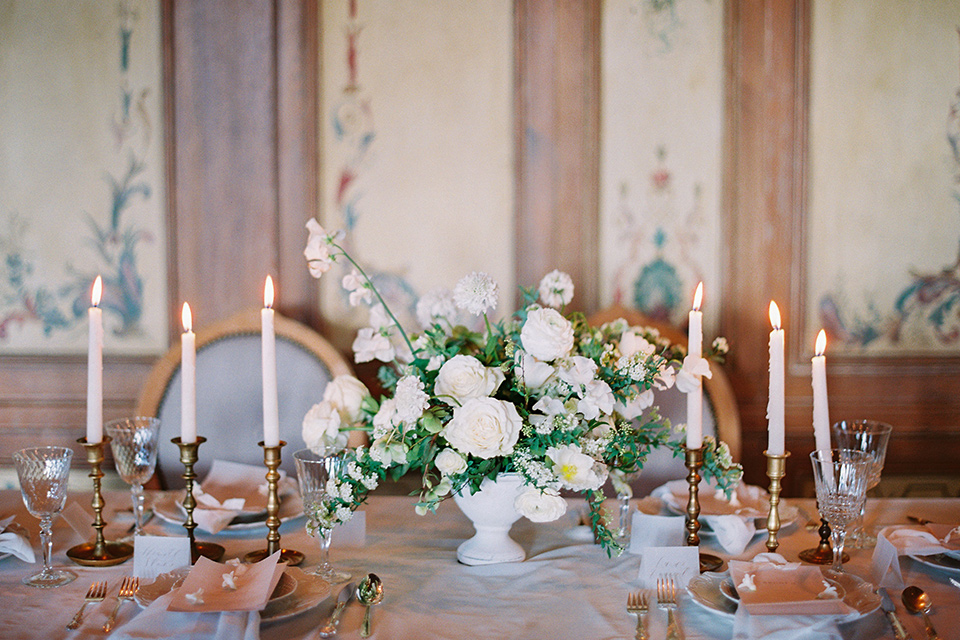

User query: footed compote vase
[453,473,526,566]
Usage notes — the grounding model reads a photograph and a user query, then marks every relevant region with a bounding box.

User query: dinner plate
[152,491,303,531]
[688,570,879,618]
[656,481,800,530]
[135,566,304,610]
[909,552,960,575]
[260,567,332,622]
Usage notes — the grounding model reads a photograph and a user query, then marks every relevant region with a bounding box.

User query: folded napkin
[728,554,850,615]
[168,552,285,612]
[192,460,293,534]
[0,516,34,563]
[878,524,960,557]
[111,591,259,640]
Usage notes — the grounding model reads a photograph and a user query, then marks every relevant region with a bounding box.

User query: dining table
[0,488,958,640]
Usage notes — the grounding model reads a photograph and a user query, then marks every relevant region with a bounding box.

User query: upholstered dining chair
[136,308,359,489]
[587,305,742,496]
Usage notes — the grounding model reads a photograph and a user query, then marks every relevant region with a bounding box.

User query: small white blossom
[304,219,340,278]
[453,272,499,316]
[557,356,598,387]
[577,380,614,421]
[537,270,574,308]
[353,327,396,363]
[675,355,712,393]
[342,269,373,307]
[394,375,430,425]
[185,588,204,605]
[712,336,729,355]
[416,287,457,328]
[222,571,238,590]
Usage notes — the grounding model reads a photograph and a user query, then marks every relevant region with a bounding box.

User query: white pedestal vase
[453,473,526,565]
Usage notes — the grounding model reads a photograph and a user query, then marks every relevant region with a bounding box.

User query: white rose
[515,487,568,523]
[520,308,575,362]
[435,448,468,476]
[302,401,344,453]
[443,397,522,459]
[322,375,370,423]
[518,353,555,389]
[434,355,505,404]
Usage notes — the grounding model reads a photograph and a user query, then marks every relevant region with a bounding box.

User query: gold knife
[879,587,914,640]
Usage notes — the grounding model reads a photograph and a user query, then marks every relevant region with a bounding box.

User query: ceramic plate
[260,567,332,622]
[688,570,878,618]
[909,553,960,575]
[151,491,303,531]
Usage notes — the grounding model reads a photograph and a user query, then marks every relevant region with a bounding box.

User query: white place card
[628,513,685,554]
[133,535,191,580]
[637,546,700,590]
[871,533,904,589]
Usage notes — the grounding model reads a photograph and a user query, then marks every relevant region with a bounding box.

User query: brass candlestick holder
[764,450,790,553]
[685,446,723,573]
[173,436,225,563]
[798,506,849,565]
[243,441,304,565]
[67,437,134,566]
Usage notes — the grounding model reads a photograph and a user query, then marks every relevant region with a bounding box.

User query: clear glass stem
[617,494,631,540]
[849,498,867,546]
[39,516,54,576]
[131,483,145,536]
[318,527,334,572]
[831,525,847,573]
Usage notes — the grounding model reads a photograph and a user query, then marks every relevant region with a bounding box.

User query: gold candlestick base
[173,436,225,563]
[67,437,134,566]
[243,441,304,566]
[684,446,724,573]
[799,515,849,565]
[764,450,790,553]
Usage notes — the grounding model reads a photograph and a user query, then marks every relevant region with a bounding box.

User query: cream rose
[434,448,468,476]
[434,355,505,404]
[520,308,575,362]
[515,487,568,523]
[322,375,370,423]
[443,397,522,459]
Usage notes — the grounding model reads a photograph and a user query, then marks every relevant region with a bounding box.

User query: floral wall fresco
[599,0,724,332]
[807,0,960,355]
[0,0,167,355]
[318,0,514,345]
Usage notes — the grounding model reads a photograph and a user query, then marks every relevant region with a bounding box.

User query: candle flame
[692,282,703,311]
[264,275,274,308]
[182,302,193,333]
[769,300,781,330]
[91,275,102,307]
[815,329,826,356]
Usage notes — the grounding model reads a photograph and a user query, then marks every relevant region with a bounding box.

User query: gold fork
[103,576,139,633]
[657,578,684,640]
[626,590,649,640]
[66,581,108,630]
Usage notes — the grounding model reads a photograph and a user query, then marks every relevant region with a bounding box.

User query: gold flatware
[657,578,683,640]
[902,585,941,640]
[66,581,108,630]
[103,576,139,633]
[357,573,384,638]
[907,515,932,526]
[626,590,649,640]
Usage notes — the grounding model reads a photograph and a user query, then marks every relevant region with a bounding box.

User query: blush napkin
[0,516,35,563]
[191,460,293,534]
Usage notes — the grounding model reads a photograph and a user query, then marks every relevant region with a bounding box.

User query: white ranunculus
[302,401,345,453]
[434,355,504,404]
[557,356,598,387]
[322,375,370,423]
[620,330,656,359]
[577,380,614,420]
[434,448,467,476]
[615,389,655,420]
[537,270,575,308]
[547,443,606,491]
[675,355,713,393]
[443,397,522,459]
[518,353,555,389]
[520,308,575,362]
[515,487,568,523]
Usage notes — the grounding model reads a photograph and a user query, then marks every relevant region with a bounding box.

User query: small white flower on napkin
[225,558,249,577]
[195,487,246,511]
[943,526,960,545]
[222,571,238,590]
[817,580,838,599]
[738,573,757,591]
[185,588,204,605]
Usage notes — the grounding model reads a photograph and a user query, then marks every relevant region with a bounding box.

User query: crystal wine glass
[809,448,872,572]
[105,417,161,537]
[13,446,76,588]
[294,448,351,583]
[830,420,892,548]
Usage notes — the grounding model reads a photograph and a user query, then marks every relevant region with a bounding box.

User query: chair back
[136,309,353,488]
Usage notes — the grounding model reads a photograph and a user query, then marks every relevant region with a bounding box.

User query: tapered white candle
[686,282,704,449]
[811,329,830,453]
[262,276,280,447]
[181,303,197,444]
[86,276,103,444]
[767,301,785,455]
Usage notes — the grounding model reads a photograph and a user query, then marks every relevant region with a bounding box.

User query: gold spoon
[357,573,384,638]
[901,586,941,640]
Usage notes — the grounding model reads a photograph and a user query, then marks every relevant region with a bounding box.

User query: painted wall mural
[600,0,724,332]
[807,0,960,355]
[0,0,167,355]
[319,0,514,346]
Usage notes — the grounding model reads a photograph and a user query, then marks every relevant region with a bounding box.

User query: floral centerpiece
[301,219,742,555]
